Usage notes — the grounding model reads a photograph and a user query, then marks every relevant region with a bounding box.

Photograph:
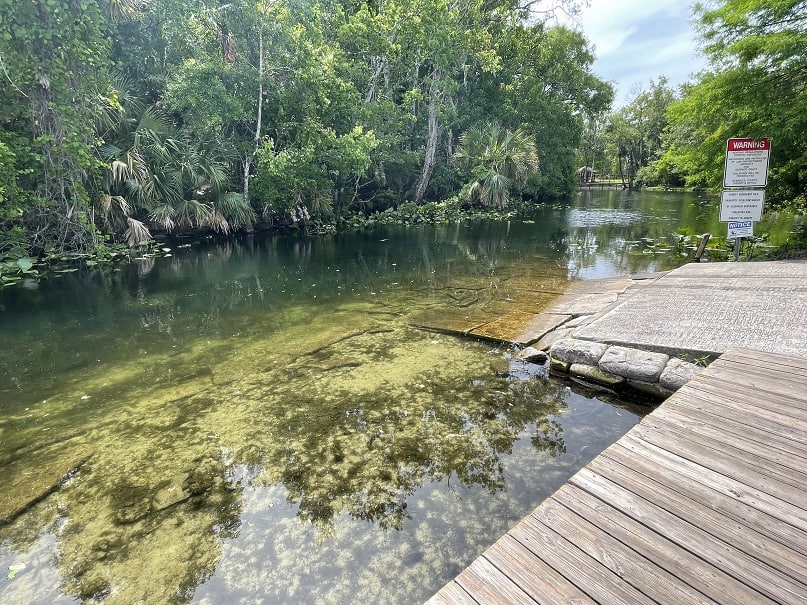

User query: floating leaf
[16,257,34,271]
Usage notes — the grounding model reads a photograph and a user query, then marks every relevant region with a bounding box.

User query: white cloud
[560,0,708,105]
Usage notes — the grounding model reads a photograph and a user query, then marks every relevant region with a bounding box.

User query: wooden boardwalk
[426,349,807,604]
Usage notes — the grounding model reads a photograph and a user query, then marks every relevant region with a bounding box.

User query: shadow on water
[1,191,728,604]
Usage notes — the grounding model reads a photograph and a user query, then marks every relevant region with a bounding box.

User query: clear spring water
[1,191,763,604]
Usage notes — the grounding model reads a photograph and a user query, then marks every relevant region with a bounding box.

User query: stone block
[549,358,570,375]
[533,327,572,351]
[515,347,548,364]
[570,363,625,387]
[659,357,703,390]
[627,379,674,400]
[550,338,608,365]
[598,346,669,382]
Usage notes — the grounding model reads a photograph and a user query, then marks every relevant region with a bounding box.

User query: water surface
[1,190,779,604]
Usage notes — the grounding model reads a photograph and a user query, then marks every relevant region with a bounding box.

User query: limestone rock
[627,379,674,400]
[659,357,703,390]
[515,347,548,364]
[550,338,608,365]
[569,364,625,387]
[599,346,669,382]
[549,358,570,376]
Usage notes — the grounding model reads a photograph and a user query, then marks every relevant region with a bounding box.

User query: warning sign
[724,138,771,187]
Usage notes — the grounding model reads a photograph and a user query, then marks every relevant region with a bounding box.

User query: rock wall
[547,338,703,402]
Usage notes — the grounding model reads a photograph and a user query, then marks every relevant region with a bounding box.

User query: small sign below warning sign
[727,221,753,238]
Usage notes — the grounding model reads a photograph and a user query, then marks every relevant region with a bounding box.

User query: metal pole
[734,237,742,261]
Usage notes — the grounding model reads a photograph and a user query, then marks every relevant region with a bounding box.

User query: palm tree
[97,91,254,245]
[454,121,540,208]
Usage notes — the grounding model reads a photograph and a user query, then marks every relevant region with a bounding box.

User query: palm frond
[149,204,176,231]
[208,210,231,234]
[174,199,213,228]
[124,217,152,247]
[215,192,256,230]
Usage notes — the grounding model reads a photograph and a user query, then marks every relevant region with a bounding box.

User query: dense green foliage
[0,0,611,255]
[628,0,806,215]
[4,0,805,261]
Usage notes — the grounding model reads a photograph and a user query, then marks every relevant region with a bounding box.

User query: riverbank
[511,259,807,402]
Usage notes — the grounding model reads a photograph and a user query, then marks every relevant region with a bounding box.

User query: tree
[602,78,677,189]
[659,0,807,204]
[0,0,116,252]
[474,23,613,197]
[454,122,539,208]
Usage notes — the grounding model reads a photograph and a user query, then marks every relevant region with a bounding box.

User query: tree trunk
[414,68,441,204]
[242,26,263,232]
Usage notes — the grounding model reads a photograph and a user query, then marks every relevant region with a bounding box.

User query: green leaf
[16,257,34,271]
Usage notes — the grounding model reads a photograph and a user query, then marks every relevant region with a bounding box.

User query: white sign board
[724,138,771,187]
[720,189,765,222]
[728,221,753,238]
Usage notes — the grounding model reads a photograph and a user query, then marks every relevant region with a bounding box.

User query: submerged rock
[515,347,548,365]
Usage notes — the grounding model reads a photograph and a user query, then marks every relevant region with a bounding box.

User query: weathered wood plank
[425,582,479,605]
[514,515,657,605]
[666,391,807,448]
[603,442,807,557]
[650,406,807,477]
[552,485,778,605]
[530,497,719,605]
[640,411,807,494]
[687,374,807,416]
[660,397,807,461]
[485,536,595,605]
[455,556,537,605]
[720,349,807,374]
[628,421,807,509]
[617,433,807,531]
[426,349,807,605]
[570,467,806,603]
[593,446,807,584]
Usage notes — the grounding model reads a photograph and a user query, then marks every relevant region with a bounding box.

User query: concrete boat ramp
[427,260,807,604]
[520,259,807,360]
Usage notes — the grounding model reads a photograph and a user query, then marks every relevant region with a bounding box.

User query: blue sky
[565,0,709,105]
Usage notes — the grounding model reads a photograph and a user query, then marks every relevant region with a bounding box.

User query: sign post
[721,138,770,261]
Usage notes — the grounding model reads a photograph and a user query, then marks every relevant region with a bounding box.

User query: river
[0,190,792,604]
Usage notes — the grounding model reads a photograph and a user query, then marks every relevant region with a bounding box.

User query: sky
[564,0,709,106]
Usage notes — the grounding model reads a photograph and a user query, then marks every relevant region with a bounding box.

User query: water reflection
[2,191,725,604]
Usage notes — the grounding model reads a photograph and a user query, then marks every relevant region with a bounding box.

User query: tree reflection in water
[0,204,669,603]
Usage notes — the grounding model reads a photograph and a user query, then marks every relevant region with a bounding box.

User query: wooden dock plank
[627,422,807,508]
[529,498,719,605]
[603,442,807,557]
[426,349,807,605]
[659,398,807,460]
[513,515,657,605]
[667,392,807,448]
[485,536,596,605]
[593,446,807,584]
[650,405,807,477]
[553,485,778,605]
[425,582,478,605]
[719,349,807,373]
[616,433,807,531]
[455,556,537,605]
[569,467,807,603]
[688,374,807,416]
